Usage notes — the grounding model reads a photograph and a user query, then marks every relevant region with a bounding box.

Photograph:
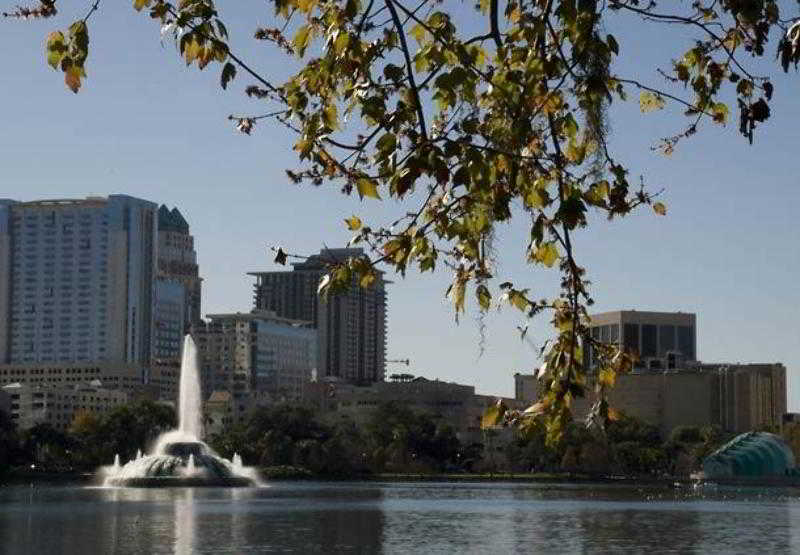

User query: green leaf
[46,31,66,70]
[639,91,666,113]
[652,202,667,216]
[334,32,350,55]
[344,215,362,230]
[712,102,729,124]
[410,24,426,45]
[323,104,338,130]
[375,133,397,158]
[534,242,559,267]
[292,25,311,58]
[525,188,546,209]
[508,290,530,312]
[220,62,236,89]
[356,178,380,200]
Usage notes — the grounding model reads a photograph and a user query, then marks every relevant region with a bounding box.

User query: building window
[641,324,657,358]
[659,325,675,354]
[623,324,639,356]
[677,326,694,360]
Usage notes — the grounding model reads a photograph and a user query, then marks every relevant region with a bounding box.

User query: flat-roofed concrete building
[586,310,697,370]
[2,381,129,431]
[0,361,177,401]
[305,376,523,442]
[249,248,387,385]
[515,362,787,436]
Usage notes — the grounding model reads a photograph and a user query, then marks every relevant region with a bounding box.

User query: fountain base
[106,476,254,488]
[102,440,257,488]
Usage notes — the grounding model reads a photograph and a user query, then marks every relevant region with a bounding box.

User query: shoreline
[2,468,685,487]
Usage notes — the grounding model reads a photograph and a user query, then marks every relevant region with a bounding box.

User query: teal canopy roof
[703,432,796,478]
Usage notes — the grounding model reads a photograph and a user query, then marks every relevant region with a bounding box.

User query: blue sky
[2,3,798,407]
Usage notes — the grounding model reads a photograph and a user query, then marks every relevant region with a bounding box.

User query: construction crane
[386,358,410,366]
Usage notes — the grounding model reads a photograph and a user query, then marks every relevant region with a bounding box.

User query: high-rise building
[156,205,201,328]
[196,310,316,401]
[0,196,158,364]
[249,248,387,384]
[586,310,697,370]
[153,280,185,360]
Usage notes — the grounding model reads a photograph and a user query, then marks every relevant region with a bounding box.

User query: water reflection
[0,482,799,553]
[174,489,195,554]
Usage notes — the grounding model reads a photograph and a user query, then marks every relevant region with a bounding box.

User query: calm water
[1,481,799,554]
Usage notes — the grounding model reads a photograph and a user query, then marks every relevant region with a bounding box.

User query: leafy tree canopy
[9,0,799,443]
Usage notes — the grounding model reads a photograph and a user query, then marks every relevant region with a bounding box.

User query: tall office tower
[249,248,387,384]
[156,205,201,328]
[153,280,185,360]
[0,196,158,364]
[196,310,316,401]
[586,310,697,370]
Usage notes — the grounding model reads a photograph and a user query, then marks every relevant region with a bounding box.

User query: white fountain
[102,335,259,487]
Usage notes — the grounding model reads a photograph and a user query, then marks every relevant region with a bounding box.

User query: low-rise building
[515,362,787,436]
[304,376,523,443]
[2,381,129,431]
[586,310,697,370]
[0,361,179,401]
[0,387,10,415]
[204,389,272,436]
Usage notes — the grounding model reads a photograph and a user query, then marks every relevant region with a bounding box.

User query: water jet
[102,336,258,487]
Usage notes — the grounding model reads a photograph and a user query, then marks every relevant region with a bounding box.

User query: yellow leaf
[344,215,362,230]
[323,103,338,130]
[534,242,559,267]
[296,0,315,13]
[525,188,546,209]
[598,368,616,387]
[410,24,426,44]
[46,31,66,70]
[185,39,201,65]
[360,270,376,289]
[653,202,667,216]
[481,402,507,429]
[132,0,151,11]
[639,91,666,113]
[292,25,311,57]
[356,178,380,200]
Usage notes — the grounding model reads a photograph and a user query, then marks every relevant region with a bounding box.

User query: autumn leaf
[533,242,559,267]
[640,91,666,112]
[356,178,380,200]
[344,215,362,230]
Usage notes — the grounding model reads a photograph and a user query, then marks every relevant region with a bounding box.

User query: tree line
[0,399,731,481]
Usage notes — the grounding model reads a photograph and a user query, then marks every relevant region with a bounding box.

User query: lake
[0,480,799,553]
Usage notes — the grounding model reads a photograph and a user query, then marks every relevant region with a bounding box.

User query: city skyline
[1,5,797,408]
